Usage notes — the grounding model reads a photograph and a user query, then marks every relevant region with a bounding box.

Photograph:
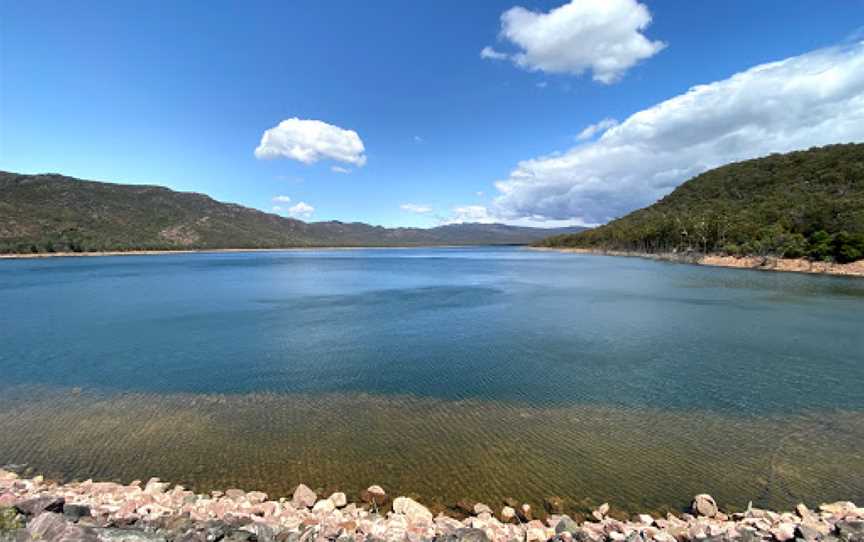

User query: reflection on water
[1,386,862,515]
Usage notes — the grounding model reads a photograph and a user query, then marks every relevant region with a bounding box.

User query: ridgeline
[537,144,864,264]
[0,172,584,254]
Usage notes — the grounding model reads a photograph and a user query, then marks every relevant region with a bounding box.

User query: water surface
[1,248,862,513]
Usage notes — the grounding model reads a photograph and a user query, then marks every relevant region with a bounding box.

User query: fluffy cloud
[400,203,432,214]
[492,42,864,225]
[287,202,315,219]
[483,0,665,83]
[255,118,366,166]
[272,195,292,203]
[331,166,351,174]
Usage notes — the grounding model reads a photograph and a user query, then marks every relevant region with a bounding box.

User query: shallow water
[1,247,863,513]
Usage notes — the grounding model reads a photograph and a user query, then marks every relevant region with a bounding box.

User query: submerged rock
[544,497,564,515]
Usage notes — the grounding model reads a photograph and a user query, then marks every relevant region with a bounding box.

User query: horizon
[2,1,864,228]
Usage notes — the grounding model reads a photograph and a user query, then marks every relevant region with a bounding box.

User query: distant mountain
[0,172,586,253]
[537,143,864,263]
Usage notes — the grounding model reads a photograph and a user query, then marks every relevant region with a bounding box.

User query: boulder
[500,506,517,524]
[28,512,72,540]
[65,504,93,522]
[556,516,579,535]
[360,486,387,507]
[517,504,533,522]
[453,500,476,516]
[328,492,347,508]
[772,523,797,542]
[692,495,719,518]
[836,521,864,542]
[312,499,335,514]
[15,496,65,516]
[392,497,433,524]
[291,484,317,509]
[437,527,490,542]
[592,503,609,521]
[473,503,493,516]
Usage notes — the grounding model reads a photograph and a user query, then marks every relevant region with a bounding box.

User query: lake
[1,247,863,515]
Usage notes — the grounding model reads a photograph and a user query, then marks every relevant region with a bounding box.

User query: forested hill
[0,171,585,253]
[538,143,864,263]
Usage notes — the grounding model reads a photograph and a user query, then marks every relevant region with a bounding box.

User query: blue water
[2,247,863,413]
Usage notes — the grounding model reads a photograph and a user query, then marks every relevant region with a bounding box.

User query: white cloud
[331,166,351,174]
[400,203,433,214]
[255,118,366,166]
[272,195,292,203]
[476,191,485,197]
[441,205,496,225]
[483,0,665,84]
[491,42,864,225]
[576,118,618,141]
[480,46,508,61]
[288,201,315,219]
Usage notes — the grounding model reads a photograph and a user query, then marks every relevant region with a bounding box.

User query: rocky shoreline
[530,248,864,278]
[1,471,862,542]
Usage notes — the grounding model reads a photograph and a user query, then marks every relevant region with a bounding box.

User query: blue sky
[2,1,863,227]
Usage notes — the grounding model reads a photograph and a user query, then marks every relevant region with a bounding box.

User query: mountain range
[0,171,585,254]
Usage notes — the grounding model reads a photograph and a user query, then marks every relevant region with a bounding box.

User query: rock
[291,484,317,509]
[360,486,387,507]
[473,503,493,515]
[517,504,533,522]
[392,497,433,524]
[836,521,864,542]
[222,531,256,542]
[692,495,719,518]
[437,527,490,542]
[0,508,23,531]
[312,499,335,514]
[95,529,167,542]
[65,504,93,522]
[224,489,246,500]
[28,512,71,540]
[545,497,565,515]
[500,506,517,523]
[246,491,268,504]
[797,524,824,542]
[15,496,65,516]
[822,504,858,517]
[329,492,347,508]
[452,500,476,516]
[592,503,609,521]
[772,523,797,542]
[637,514,654,525]
[556,516,579,535]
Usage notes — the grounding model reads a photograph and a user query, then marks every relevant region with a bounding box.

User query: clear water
[1,247,863,514]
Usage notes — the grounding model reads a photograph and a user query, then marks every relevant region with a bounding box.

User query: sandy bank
[2,470,862,542]
[532,248,864,278]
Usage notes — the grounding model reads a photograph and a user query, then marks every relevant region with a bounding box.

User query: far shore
[531,247,864,278]
[0,245,491,260]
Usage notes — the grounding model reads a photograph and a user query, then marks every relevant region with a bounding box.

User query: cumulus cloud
[490,42,864,225]
[287,202,315,219]
[272,195,292,203]
[400,203,433,214]
[255,118,366,166]
[483,0,665,83]
[576,118,618,141]
[331,166,351,174]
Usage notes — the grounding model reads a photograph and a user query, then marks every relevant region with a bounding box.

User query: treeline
[539,143,864,263]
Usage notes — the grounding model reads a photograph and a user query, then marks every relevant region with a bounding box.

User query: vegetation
[0,172,584,254]
[538,144,864,263]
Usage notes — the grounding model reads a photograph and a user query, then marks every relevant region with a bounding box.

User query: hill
[537,144,864,263]
[0,172,585,253]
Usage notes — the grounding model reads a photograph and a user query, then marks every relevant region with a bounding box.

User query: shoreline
[2,471,861,542]
[531,247,864,278]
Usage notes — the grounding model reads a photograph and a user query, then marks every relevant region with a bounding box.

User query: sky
[1,1,863,227]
